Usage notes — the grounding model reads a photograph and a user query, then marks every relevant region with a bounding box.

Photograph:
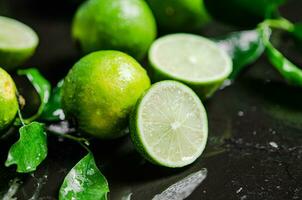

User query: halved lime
[0,16,39,70]
[149,33,232,99]
[130,80,208,168]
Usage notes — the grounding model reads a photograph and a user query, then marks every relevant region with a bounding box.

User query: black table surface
[0,0,302,199]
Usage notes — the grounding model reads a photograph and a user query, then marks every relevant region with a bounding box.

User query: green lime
[149,33,232,99]
[72,0,157,60]
[61,50,151,139]
[0,67,18,132]
[146,0,210,32]
[0,16,39,70]
[130,80,208,168]
[204,0,284,27]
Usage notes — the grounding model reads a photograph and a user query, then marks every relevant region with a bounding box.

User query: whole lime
[72,0,157,60]
[61,50,151,139]
[0,67,18,132]
[146,0,210,32]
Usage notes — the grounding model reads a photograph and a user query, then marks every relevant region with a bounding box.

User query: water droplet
[236,187,243,194]
[269,141,278,149]
[237,111,244,117]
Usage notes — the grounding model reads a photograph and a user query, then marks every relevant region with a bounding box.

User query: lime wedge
[0,16,39,70]
[149,33,232,99]
[130,80,208,168]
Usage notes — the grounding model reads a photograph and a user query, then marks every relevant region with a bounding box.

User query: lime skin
[146,0,210,32]
[72,0,157,60]
[61,50,151,139]
[0,45,37,71]
[0,67,18,132]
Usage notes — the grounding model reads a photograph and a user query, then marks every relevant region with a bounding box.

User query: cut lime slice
[0,16,39,70]
[149,33,232,99]
[130,80,208,168]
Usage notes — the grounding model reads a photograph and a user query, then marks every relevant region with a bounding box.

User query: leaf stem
[17,108,25,126]
[258,18,295,32]
[46,128,90,146]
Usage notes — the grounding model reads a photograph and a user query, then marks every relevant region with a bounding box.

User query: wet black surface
[1,0,302,199]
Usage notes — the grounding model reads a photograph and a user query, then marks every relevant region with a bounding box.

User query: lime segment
[0,16,38,70]
[149,33,232,98]
[131,81,208,168]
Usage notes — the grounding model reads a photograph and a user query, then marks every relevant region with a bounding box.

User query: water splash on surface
[28,172,48,200]
[152,168,207,200]
[121,191,132,200]
[2,178,21,200]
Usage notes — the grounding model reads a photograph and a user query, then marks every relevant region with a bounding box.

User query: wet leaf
[265,41,302,86]
[18,68,51,122]
[259,19,302,87]
[292,23,302,48]
[59,153,109,200]
[216,30,265,79]
[5,122,47,173]
[40,80,64,121]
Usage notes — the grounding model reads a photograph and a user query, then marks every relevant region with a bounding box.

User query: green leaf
[40,80,64,121]
[59,153,109,200]
[216,30,265,79]
[5,122,48,173]
[292,23,302,42]
[265,41,302,86]
[18,68,51,122]
[259,19,302,87]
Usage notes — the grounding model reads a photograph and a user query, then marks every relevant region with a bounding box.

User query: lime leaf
[265,41,302,86]
[292,23,302,42]
[5,122,47,173]
[18,68,51,122]
[59,153,109,200]
[40,80,64,121]
[216,30,265,79]
[259,19,302,87]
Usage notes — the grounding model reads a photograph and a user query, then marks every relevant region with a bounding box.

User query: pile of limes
[0,0,234,168]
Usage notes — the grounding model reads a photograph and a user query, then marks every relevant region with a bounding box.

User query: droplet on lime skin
[0,67,18,132]
[61,50,151,139]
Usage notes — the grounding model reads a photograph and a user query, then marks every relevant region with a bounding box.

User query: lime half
[149,33,232,99]
[0,16,39,70]
[130,80,208,168]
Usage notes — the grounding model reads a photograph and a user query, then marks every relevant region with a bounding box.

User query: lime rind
[149,33,232,85]
[0,16,39,70]
[0,67,18,132]
[130,80,208,168]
